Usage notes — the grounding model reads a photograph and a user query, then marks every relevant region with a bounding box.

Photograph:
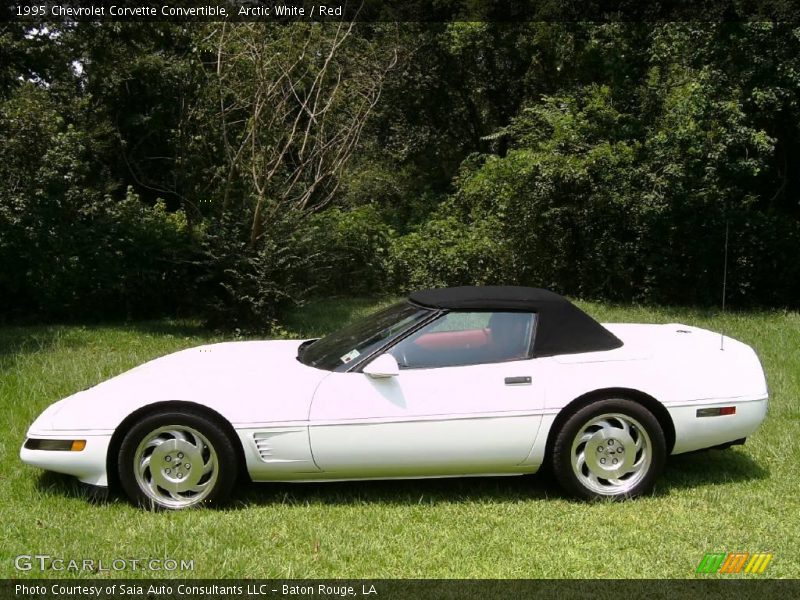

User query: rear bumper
[20,432,111,487]
[668,395,768,455]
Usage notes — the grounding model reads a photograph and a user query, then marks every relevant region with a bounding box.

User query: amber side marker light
[24,438,86,451]
[697,406,736,417]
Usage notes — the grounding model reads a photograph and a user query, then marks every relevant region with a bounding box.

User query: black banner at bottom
[3,579,800,600]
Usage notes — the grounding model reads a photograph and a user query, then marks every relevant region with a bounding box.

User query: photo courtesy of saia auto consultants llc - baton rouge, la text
[14,583,378,597]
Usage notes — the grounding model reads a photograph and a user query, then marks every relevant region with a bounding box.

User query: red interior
[414,328,491,350]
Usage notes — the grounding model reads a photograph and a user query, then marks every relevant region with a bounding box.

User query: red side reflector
[697,406,736,417]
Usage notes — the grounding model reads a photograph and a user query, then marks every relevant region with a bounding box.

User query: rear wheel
[551,399,666,500]
[118,411,238,510]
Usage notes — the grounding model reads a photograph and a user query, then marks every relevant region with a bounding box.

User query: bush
[387,207,510,292]
[298,205,394,296]
[0,187,197,321]
[196,214,305,330]
[75,190,198,318]
[397,82,800,308]
[451,144,643,300]
[197,205,394,330]
[0,84,197,321]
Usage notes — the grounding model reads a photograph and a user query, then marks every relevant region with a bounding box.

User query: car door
[308,311,547,477]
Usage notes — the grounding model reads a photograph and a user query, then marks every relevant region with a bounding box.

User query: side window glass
[389,311,536,369]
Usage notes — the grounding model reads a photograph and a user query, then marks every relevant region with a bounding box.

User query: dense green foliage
[2,22,800,325]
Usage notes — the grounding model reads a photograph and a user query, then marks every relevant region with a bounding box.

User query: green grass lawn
[1,299,798,579]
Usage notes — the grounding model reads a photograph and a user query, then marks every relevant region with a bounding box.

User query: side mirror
[363,353,400,378]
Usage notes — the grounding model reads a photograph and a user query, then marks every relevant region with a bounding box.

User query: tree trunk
[250,194,264,248]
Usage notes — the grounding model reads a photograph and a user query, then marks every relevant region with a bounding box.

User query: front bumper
[20,431,112,487]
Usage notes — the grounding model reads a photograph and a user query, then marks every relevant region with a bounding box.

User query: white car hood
[35,340,330,432]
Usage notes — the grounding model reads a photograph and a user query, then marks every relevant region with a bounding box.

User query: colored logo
[696,552,773,574]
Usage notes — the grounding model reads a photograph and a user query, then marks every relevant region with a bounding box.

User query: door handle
[504,376,531,385]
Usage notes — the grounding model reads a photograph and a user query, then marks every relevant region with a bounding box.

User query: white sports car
[21,286,769,509]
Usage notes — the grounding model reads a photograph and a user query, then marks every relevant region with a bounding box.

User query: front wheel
[118,411,238,510]
[551,399,666,500]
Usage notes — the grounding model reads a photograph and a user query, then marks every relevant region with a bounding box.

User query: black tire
[118,410,238,510]
[550,398,666,500]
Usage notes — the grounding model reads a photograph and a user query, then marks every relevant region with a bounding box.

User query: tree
[208,22,398,246]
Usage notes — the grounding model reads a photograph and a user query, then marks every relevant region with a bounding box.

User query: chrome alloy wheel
[570,412,652,496]
[133,425,218,509]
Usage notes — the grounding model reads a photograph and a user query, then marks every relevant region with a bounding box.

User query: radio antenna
[720,220,729,351]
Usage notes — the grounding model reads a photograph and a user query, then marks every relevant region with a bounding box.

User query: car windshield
[298,302,432,371]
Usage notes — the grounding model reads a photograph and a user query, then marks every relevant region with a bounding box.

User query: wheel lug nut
[177,452,184,459]
[612,458,618,464]
[165,468,171,474]
[600,458,606,464]
[165,456,171,462]
[598,446,604,452]
[177,472,183,478]
[608,440,614,445]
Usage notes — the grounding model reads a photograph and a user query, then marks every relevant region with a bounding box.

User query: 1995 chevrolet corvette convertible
[21,286,768,508]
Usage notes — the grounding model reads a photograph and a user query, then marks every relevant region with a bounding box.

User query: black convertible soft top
[409,286,623,357]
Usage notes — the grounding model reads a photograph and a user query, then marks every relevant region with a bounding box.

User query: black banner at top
[3,0,800,23]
